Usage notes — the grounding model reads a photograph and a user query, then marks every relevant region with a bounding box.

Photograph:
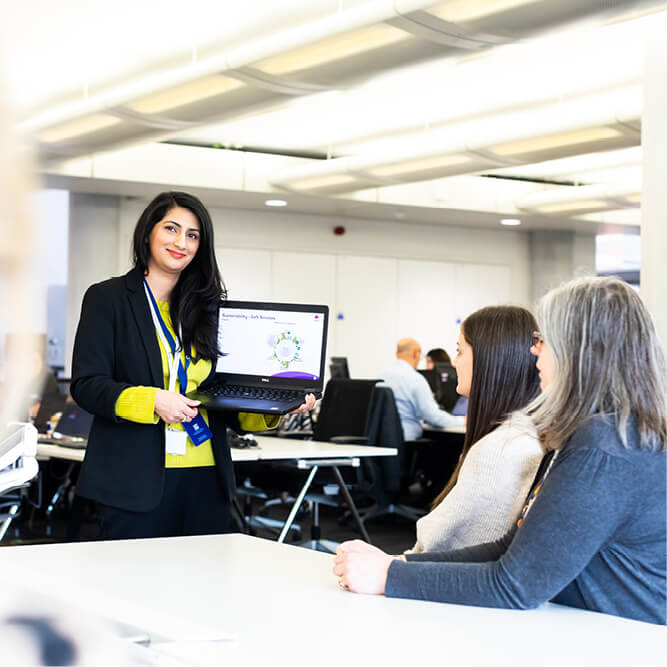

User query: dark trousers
[97,466,234,540]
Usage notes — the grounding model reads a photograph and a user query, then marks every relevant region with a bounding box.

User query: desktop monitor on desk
[329,356,350,379]
[419,365,460,412]
[434,363,459,412]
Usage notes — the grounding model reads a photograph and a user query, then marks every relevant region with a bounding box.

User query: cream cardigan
[409,414,544,553]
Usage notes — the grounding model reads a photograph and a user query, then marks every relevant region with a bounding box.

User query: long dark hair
[431,305,540,508]
[427,348,451,364]
[133,191,226,361]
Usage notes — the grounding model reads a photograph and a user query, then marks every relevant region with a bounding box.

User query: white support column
[529,230,596,306]
[66,193,121,374]
[640,13,667,344]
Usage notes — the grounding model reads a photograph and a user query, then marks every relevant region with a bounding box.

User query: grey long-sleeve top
[386,415,667,625]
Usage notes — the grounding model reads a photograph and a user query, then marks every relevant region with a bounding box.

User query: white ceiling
[4,0,664,233]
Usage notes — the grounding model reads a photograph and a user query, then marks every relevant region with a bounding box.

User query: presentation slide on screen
[216,307,325,379]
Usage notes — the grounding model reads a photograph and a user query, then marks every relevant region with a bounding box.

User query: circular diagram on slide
[272,331,302,369]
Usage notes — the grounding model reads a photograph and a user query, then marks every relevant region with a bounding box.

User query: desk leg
[277,465,318,544]
[46,462,75,517]
[331,466,372,545]
[0,504,19,542]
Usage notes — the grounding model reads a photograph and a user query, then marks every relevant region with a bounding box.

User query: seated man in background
[381,338,464,440]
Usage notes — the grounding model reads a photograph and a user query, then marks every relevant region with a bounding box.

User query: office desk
[37,438,397,545]
[0,533,663,666]
[422,424,466,435]
[37,438,395,465]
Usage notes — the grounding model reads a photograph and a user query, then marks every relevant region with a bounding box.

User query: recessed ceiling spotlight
[265,199,287,207]
[500,218,521,226]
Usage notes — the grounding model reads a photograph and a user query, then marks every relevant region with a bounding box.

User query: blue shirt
[388,415,667,625]
[380,359,464,441]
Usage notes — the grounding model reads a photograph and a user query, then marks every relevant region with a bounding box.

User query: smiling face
[147,206,200,277]
[451,327,473,397]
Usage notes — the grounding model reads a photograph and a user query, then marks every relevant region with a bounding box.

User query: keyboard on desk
[189,383,309,415]
[38,434,88,449]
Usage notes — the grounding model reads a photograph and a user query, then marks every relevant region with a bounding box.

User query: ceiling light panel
[491,127,622,157]
[368,154,472,178]
[538,199,613,214]
[38,114,122,143]
[289,174,360,190]
[420,0,665,37]
[425,0,540,24]
[252,23,412,75]
[485,126,637,163]
[129,76,245,114]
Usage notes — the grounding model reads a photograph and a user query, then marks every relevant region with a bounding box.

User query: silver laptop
[188,300,329,415]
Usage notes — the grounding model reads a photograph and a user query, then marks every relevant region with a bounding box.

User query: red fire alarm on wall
[333,225,345,235]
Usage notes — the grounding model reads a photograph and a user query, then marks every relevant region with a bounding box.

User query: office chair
[312,378,379,442]
[328,356,350,379]
[237,379,380,551]
[357,386,427,524]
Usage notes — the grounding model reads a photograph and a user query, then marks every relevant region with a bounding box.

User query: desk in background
[0,533,663,666]
[37,437,397,546]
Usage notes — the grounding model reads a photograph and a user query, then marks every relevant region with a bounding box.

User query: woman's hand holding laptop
[290,393,316,415]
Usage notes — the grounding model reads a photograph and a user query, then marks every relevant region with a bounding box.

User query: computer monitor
[54,404,94,438]
[329,356,350,379]
[434,363,460,412]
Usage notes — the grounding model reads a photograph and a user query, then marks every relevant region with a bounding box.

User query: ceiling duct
[21,0,662,163]
[270,92,642,194]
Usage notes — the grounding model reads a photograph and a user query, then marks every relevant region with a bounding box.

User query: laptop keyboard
[205,384,304,403]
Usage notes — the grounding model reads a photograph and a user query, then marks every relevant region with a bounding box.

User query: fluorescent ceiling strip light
[369,153,470,177]
[38,114,121,143]
[491,127,622,157]
[625,193,641,203]
[290,174,358,189]
[129,75,244,114]
[539,199,612,213]
[253,23,411,75]
[425,0,540,23]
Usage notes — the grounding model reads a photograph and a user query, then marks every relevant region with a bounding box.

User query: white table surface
[422,423,466,435]
[249,434,396,460]
[0,533,663,666]
[37,436,396,464]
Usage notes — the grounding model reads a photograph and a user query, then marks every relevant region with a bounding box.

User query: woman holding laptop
[71,191,314,539]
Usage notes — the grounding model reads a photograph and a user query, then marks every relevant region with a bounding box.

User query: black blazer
[71,267,239,512]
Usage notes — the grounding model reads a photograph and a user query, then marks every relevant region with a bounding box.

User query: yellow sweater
[114,300,278,468]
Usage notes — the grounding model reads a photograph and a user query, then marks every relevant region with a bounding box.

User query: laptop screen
[215,301,329,387]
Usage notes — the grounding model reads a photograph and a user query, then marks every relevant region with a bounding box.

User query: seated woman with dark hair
[424,347,450,369]
[334,277,666,625]
[411,306,543,553]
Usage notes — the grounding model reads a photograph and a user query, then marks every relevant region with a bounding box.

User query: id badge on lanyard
[144,281,213,454]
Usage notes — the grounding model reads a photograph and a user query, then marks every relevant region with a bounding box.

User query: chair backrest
[434,363,459,412]
[313,379,379,441]
[363,385,405,494]
[329,357,350,379]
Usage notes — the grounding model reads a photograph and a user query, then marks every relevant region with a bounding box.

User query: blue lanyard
[144,279,190,394]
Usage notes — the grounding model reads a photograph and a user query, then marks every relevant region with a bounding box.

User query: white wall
[66,193,121,374]
[0,189,68,378]
[113,199,529,378]
[530,230,596,305]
